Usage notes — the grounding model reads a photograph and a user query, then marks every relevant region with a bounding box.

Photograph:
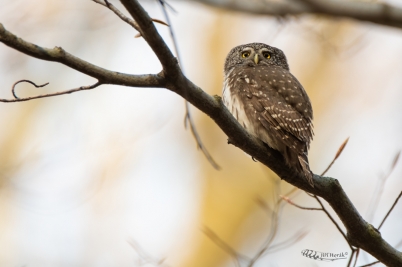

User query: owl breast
[222,67,282,151]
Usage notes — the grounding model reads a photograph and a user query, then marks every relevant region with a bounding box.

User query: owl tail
[298,154,314,187]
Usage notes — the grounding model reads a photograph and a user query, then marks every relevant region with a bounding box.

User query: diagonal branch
[0,1,401,266]
[378,191,402,230]
[118,2,402,266]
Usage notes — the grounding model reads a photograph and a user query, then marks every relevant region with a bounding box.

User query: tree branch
[191,0,402,29]
[0,0,401,266]
[118,1,402,266]
[1,80,101,103]
[0,23,165,90]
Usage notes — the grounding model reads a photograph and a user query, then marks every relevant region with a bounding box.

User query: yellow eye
[263,52,271,59]
[242,51,250,58]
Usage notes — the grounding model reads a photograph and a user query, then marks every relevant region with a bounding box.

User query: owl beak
[254,54,259,64]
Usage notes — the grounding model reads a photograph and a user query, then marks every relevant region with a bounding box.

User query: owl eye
[241,51,250,58]
[262,52,271,59]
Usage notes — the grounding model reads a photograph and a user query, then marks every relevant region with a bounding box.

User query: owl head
[224,43,290,74]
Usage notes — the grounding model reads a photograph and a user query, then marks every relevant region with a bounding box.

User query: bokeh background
[1,0,402,266]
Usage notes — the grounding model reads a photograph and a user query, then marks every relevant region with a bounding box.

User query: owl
[222,43,314,187]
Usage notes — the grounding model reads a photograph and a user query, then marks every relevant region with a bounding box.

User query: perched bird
[222,43,314,186]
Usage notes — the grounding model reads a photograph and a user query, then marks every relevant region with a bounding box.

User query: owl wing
[240,67,313,152]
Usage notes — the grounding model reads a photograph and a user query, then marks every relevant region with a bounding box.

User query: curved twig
[1,81,102,103]
[11,79,49,99]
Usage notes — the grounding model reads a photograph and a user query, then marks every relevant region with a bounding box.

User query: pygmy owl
[222,43,314,186]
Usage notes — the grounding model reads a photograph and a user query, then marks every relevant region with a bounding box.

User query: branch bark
[191,0,402,29]
[0,23,164,89]
[0,0,401,266]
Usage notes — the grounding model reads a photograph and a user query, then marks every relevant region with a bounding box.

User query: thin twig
[280,195,322,210]
[347,248,355,267]
[248,179,282,266]
[11,80,49,99]
[321,137,349,176]
[201,226,249,266]
[366,151,400,223]
[92,0,140,31]
[157,0,220,169]
[128,239,170,267]
[306,193,354,252]
[1,80,102,103]
[378,191,402,230]
[358,261,380,267]
[264,230,308,254]
[92,0,168,38]
[348,248,360,267]
[353,249,360,267]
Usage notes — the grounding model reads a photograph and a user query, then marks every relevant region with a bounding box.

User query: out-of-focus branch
[191,0,402,29]
[92,0,168,38]
[157,0,220,170]
[128,239,170,267]
[1,0,401,265]
[366,151,400,224]
[321,137,349,176]
[378,191,402,230]
[202,226,248,267]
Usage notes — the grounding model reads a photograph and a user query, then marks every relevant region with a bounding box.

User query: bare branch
[280,195,321,211]
[378,191,402,230]
[1,81,101,103]
[0,23,165,88]
[128,239,170,267]
[347,248,360,267]
[92,0,141,31]
[92,0,169,38]
[366,151,400,223]
[11,80,49,99]
[120,0,180,79]
[266,230,308,254]
[158,0,220,170]
[201,226,249,266]
[311,194,354,251]
[359,260,380,267]
[192,0,402,29]
[0,1,401,265]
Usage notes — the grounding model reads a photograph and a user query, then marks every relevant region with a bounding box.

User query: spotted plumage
[223,43,314,186]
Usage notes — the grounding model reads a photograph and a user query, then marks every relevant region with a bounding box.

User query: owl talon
[227,138,233,145]
[252,157,258,162]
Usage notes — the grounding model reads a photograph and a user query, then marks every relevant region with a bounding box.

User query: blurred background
[1,0,402,266]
